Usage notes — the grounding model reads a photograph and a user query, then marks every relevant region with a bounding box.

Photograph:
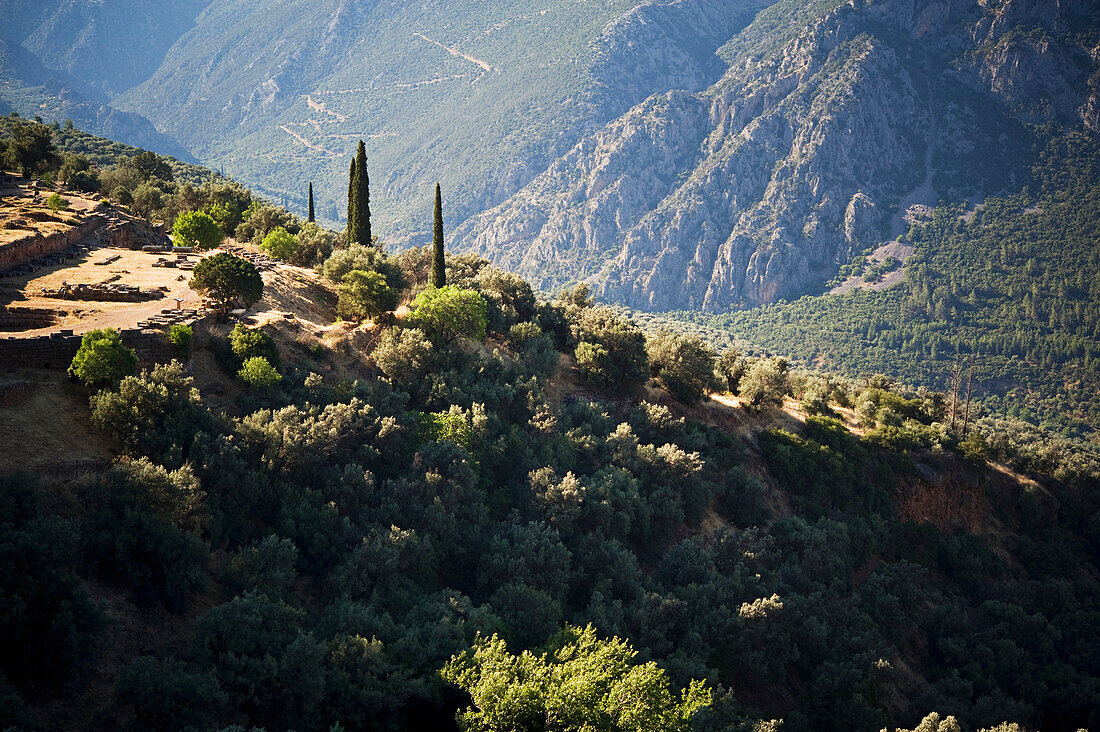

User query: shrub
[230,324,280,368]
[167,324,193,356]
[319,243,404,291]
[79,470,210,611]
[173,210,224,250]
[716,349,747,394]
[739,358,790,412]
[0,474,101,694]
[114,656,226,731]
[67,169,100,192]
[235,202,300,244]
[89,362,212,462]
[442,625,711,731]
[646,330,717,404]
[260,226,299,261]
[570,308,648,391]
[575,340,613,385]
[231,535,299,599]
[191,253,263,310]
[407,285,488,343]
[509,322,559,378]
[68,328,137,388]
[371,327,434,384]
[45,193,68,211]
[293,222,339,267]
[337,269,397,322]
[238,356,282,388]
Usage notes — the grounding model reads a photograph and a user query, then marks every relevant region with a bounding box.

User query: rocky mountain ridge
[454,0,1100,311]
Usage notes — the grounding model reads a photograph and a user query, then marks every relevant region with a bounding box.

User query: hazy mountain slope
[0,39,194,160]
[10,0,208,95]
[454,0,1100,310]
[115,0,770,237]
[0,0,206,159]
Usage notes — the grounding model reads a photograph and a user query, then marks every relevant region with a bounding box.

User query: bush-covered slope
[654,132,1100,442]
[2,135,1099,730]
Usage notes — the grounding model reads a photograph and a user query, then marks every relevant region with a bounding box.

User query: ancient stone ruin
[39,282,167,302]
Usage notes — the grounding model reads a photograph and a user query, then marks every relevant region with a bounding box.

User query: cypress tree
[307,182,315,223]
[352,139,371,246]
[432,182,446,288]
[346,157,356,232]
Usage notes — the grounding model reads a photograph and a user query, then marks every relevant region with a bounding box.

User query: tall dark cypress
[307,182,315,223]
[346,157,356,233]
[353,139,372,246]
[432,182,446,288]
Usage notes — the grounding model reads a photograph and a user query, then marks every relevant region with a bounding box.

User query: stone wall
[107,216,171,250]
[0,319,209,371]
[0,214,107,272]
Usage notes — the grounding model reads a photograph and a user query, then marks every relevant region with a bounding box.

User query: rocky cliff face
[454,0,1100,311]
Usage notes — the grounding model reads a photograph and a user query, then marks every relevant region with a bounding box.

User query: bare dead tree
[949,351,962,431]
[962,351,978,437]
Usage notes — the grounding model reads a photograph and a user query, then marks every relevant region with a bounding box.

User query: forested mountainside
[3,123,1100,732]
[636,131,1100,443]
[112,0,769,237]
[455,0,1100,310]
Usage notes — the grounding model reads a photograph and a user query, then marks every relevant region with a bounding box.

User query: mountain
[625,130,1100,441]
[0,0,203,159]
[453,0,1100,310]
[0,39,195,160]
[113,0,770,236]
[0,0,207,95]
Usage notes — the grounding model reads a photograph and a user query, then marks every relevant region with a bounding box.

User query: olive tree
[191,253,263,311]
[645,330,717,404]
[407,285,488,343]
[68,328,137,388]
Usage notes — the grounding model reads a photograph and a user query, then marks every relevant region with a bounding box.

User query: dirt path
[279,125,338,157]
[412,32,495,71]
[306,95,347,122]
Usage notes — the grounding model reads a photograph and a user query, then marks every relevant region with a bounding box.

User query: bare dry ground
[0,368,117,479]
[1,246,204,336]
[0,177,103,247]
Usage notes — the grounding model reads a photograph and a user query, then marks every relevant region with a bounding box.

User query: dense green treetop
[68,328,137,389]
[191,252,263,310]
[407,285,488,343]
[172,210,224,250]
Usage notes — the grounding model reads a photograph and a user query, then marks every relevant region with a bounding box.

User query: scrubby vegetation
[651,132,1100,444]
[6,221,1097,732]
[0,115,338,271]
[5,117,1099,732]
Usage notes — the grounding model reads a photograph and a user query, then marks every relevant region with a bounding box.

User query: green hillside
[650,132,1100,442]
[3,124,1100,732]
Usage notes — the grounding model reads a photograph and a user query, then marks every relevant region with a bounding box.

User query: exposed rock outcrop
[454,0,1100,311]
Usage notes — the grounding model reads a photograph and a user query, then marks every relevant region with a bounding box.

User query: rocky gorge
[453,0,1100,311]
